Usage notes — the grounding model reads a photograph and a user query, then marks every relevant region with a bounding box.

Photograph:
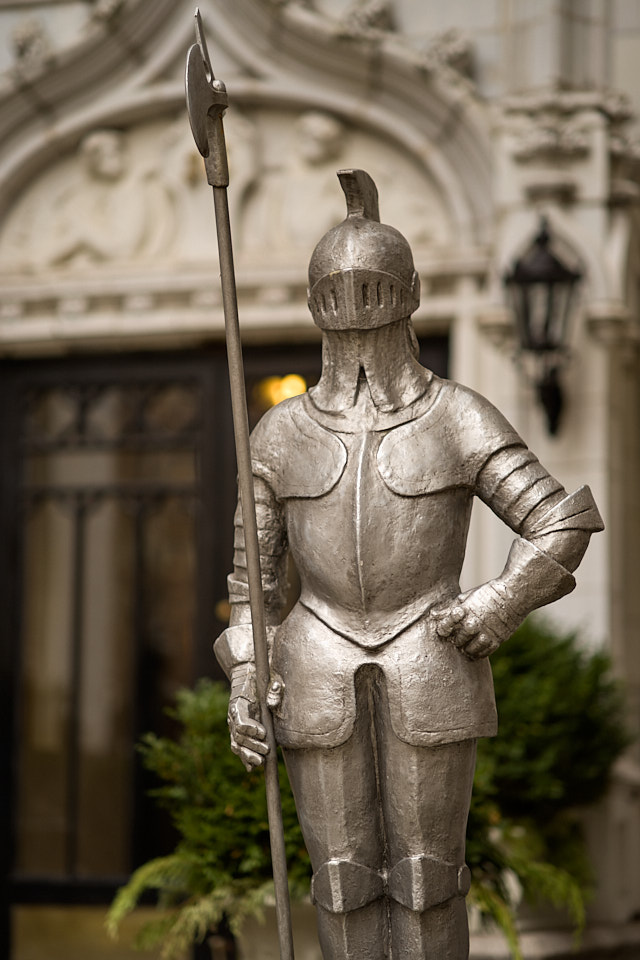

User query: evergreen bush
[107,618,630,959]
[466,618,631,957]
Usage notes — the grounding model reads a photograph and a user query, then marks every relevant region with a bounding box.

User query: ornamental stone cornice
[501,89,633,123]
[0,252,490,355]
[512,123,591,164]
[495,82,640,220]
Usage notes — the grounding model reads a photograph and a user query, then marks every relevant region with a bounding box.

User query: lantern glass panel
[509,280,576,354]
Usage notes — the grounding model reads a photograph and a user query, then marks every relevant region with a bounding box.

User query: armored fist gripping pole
[185,11,295,960]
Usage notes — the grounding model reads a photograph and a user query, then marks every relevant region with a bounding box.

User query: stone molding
[502,90,633,123]
[0,254,488,353]
[512,123,591,164]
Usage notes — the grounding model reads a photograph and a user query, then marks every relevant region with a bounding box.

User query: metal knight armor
[216,378,601,749]
[215,170,604,960]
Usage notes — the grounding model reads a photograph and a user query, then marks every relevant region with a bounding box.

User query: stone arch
[0,0,493,243]
[0,0,495,348]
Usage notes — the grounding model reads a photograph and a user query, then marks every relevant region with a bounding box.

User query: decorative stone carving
[11,17,53,83]
[241,111,347,260]
[336,0,395,38]
[0,0,491,358]
[609,132,640,196]
[88,0,127,25]
[512,123,590,164]
[0,111,255,274]
[503,90,633,123]
[237,108,449,268]
[499,87,640,213]
[0,100,449,283]
[161,109,260,260]
[425,29,473,78]
[41,128,176,269]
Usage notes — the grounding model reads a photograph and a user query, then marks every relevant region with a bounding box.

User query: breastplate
[249,380,521,648]
[286,426,472,648]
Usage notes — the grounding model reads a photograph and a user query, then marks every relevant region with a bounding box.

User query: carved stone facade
[1,0,639,957]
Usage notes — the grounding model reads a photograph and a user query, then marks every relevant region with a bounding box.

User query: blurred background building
[0,0,639,957]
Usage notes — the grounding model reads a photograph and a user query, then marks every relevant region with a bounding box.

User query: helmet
[307,169,420,330]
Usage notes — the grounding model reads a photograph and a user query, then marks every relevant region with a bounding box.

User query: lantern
[504,218,582,435]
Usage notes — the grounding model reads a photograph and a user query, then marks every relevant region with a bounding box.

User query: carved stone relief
[0,105,451,278]
[237,107,450,268]
[424,29,473,78]
[0,122,178,273]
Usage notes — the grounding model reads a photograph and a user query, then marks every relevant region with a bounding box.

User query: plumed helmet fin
[337,169,380,222]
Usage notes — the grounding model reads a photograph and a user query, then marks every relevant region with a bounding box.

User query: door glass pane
[76,498,135,876]
[17,499,74,875]
[14,380,201,881]
[141,497,197,718]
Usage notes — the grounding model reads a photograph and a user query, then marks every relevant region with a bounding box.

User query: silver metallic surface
[185,12,295,960]
[215,172,604,959]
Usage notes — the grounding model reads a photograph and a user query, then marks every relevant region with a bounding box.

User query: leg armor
[284,668,477,960]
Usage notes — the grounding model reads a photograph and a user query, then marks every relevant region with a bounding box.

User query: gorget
[308,321,432,419]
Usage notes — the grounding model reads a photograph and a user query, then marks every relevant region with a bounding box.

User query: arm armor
[213,475,288,678]
[476,446,603,620]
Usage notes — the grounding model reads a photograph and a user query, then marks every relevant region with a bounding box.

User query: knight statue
[214,169,603,960]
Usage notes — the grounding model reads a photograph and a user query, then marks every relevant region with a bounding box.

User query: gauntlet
[431,537,576,659]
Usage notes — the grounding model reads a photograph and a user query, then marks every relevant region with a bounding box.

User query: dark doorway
[0,334,447,958]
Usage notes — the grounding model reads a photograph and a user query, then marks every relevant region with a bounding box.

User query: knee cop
[311,859,385,913]
[311,855,470,914]
[387,855,471,912]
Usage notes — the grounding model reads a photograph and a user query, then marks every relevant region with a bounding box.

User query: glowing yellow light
[256,374,307,409]
[279,374,307,400]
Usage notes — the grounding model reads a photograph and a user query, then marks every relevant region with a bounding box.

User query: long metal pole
[212,183,294,960]
[185,13,294,958]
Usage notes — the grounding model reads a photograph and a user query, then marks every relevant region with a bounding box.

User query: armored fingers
[214,476,288,769]
[432,445,604,659]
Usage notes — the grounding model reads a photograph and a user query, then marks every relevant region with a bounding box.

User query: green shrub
[107,618,630,959]
[107,680,310,958]
[466,618,631,958]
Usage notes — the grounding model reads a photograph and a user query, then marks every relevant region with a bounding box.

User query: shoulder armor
[378,379,523,496]
[250,396,347,499]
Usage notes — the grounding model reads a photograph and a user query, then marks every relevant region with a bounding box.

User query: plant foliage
[106,680,310,957]
[107,617,630,959]
[466,618,631,955]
